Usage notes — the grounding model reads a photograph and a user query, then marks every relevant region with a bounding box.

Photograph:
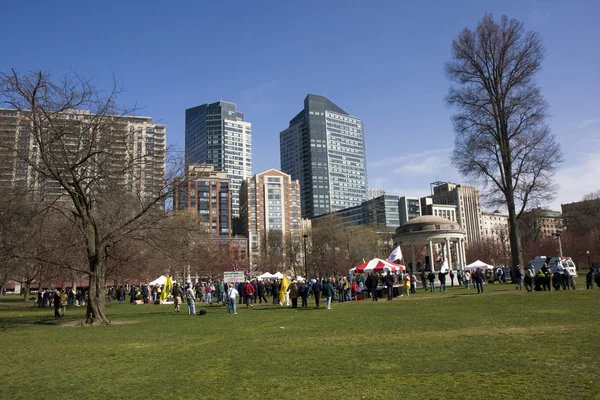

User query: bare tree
[446,14,563,270]
[0,70,179,324]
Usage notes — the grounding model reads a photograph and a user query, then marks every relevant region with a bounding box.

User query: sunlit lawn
[1,284,599,400]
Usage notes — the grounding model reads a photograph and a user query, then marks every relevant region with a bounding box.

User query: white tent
[257,272,275,279]
[272,272,284,279]
[149,275,167,286]
[464,260,495,270]
[295,275,306,281]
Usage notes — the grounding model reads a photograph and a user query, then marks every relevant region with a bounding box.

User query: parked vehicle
[526,256,577,277]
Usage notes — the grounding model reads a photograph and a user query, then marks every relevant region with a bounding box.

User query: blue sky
[2,0,599,210]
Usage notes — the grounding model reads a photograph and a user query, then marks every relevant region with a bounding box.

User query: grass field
[1,285,599,400]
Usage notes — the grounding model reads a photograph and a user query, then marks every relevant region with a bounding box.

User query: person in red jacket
[243,281,254,308]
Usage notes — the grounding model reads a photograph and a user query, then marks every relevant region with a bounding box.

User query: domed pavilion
[393,215,466,272]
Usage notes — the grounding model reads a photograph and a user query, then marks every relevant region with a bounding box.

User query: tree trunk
[506,195,524,272]
[85,261,110,325]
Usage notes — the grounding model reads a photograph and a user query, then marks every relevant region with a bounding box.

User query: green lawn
[1,285,599,400]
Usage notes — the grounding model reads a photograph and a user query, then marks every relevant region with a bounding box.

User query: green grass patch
[1,285,599,399]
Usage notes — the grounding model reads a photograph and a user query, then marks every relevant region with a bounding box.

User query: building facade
[399,196,422,225]
[519,208,562,242]
[480,211,509,242]
[429,182,482,244]
[311,194,401,230]
[174,164,232,237]
[239,169,302,265]
[367,188,386,200]
[185,101,252,218]
[0,109,166,204]
[280,94,367,219]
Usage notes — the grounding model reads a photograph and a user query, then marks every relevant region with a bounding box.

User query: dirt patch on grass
[58,319,139,328]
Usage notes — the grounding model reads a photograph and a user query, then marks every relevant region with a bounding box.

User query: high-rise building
[0,109,166,204]
[185,101,252,218]
[239,169,302,265]
[420,197,458,223]
[429,182,482,244]
[174,164,232,237]
[280,94,367,219]
[367,188,386,200]
[311,194,400,230]
[399,196,422,225]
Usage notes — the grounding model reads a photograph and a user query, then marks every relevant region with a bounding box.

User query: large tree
[446,14,563,269]
[0,70,178,324]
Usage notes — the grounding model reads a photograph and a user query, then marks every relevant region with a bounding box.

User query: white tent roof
[272,272,284,279]
[295,275,306,281]
[149,275,167,286]
[464,260,495,270]
[257,272,275,279]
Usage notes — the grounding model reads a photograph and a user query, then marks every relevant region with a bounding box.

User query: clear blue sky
[2,0,599,210]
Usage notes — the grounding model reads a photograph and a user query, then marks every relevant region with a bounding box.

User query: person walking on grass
[257,280,268,304]
[420,270,427,291]
[438,269,447,292]
[475,268,484,294]
[312,279,322,308]
[515,265,524,290]
[367,273,379,301]
[299,280,309,308]
[185,283,196,315]
[289,281,299,308]
[172,283,183,313]
[323,278,334,310]
[226,284,238,315]
[204,282,212,305]
[244,281,255,308]
[427,271,435,292]
[463,270,471,289]
[272,280,280,304]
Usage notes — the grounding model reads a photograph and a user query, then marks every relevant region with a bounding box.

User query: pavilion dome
[395,215,462,235]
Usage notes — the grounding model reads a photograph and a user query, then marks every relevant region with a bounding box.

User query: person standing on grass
[299,280,309,308]
[172,283,183,313]
[515,265,523,290]
[385,272,395,301]
[351,279,358,300]
[185,284,196,315]
[226,284,238,315]
[289,281,299,308]
[475,268,484,294]
[204,282,212,305]
[251,279,258,304]
[107,287,113,303]
[272,280,280,304]
[403,274,411,297]
[463,270,471,289]
[257,280,268,304]
[323,279,334,310]
[53,289,61,318]
[438,269,447,292]
[420,270,427,291]
[312,279,322,308]
[427,271,435,292]
[244,281,255,308]
[449,270,455,287]
[366,273,378,301]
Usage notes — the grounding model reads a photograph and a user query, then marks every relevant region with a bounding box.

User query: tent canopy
[350,258,406,274]
[272,272,284,279]
[257,272,275,279]
[149,276,167,286]
[464,260,495,270]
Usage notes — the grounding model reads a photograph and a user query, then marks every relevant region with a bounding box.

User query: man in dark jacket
[475,268,484,294]
[298,280,309,308]
[427,271,435,292]
[322,279,334,310]
[367,273,379,301]
[312,279,322,308]
[257,280,268,303]
[271,280,280,304]
[385,272,395,300]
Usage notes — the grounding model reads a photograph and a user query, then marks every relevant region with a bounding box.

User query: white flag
[387,246,403,263]
[440,260,449,273]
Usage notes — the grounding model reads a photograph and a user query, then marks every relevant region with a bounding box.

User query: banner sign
[223,271,245,283]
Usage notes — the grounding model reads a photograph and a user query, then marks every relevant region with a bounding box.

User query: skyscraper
[280,94,367,219]
[185,101,252,218]
[429,182,482,244]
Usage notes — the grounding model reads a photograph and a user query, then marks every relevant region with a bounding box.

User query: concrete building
[311,194,400,230]
[239,168,302,265]
[174,164,232,237]
[0,109,166,204]
[420,197,458,223]
[399,196,422,225]
[280,94,367,219]
[185,101,252,218]
[480,211,509,242]
[519,208,562,241]
[429,182,482,244]
[367,188,386,200]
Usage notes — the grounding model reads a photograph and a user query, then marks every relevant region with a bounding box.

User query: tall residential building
[239,169,302,265]
[185,101,252,218]
[311,194,401,230]
[0,109,166,204]
[367,188,386,200]
[399,196,422,225]
[174,164,232,237]
[280,94,367,219]
[430,182,482,244]
[480,211,509,242]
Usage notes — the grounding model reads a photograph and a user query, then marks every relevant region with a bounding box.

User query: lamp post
[303,234,308,277]
[587,250,591,268]
[552,225,565,258]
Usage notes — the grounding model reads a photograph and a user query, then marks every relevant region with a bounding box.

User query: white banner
[223,271,245,283]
